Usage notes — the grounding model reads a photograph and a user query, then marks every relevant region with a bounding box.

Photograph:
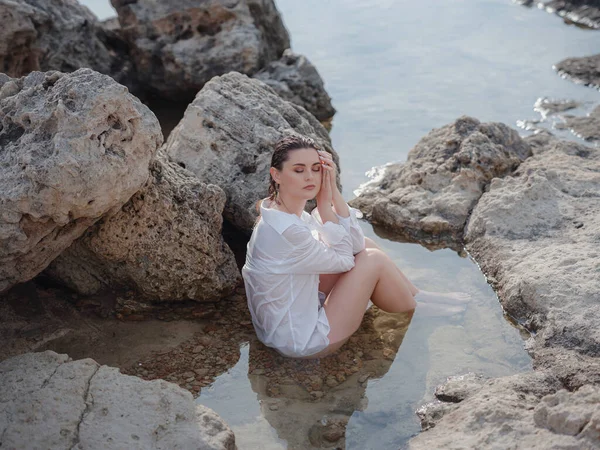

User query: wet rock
[415,400,460,431]
[556,53,600,89]
[533,97,581,118]
[164,71,337,232]
[0,69,162,294]
[410,371,595,449]
[434,373,488,403]
[519,1,600,29]
[349,116,531,246]
[561,104,600,141]
[45,152,240,302]
[253,49,336,121]
[110,0,290,101]
[0,0,129,85]
[0,350,235,449]
[465,138,600,371]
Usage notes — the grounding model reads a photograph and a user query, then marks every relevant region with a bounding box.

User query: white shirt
[242,198,366,357]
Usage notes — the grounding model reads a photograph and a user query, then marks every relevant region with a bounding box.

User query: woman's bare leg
[363,238,470,304]
[323,248,416,344]
[318,237,418,297]
[364,237,419,296]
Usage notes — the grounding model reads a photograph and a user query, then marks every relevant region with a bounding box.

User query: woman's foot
[415,302,466,317]
[413,289,472,305]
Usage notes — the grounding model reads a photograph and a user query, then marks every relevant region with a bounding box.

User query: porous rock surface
[46,151,240,302]
[465,136,600,384]
[164,71,337,232]
[253,49,336,121]
[0,0,133,87]
[0,350,235,449]
[410,371,599,449]
[110,0,290,100]
[349,116,531,245]
[0,68,162,294]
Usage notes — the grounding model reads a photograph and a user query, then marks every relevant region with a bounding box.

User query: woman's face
[271,148,322,200]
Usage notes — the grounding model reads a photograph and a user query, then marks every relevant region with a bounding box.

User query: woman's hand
[317,150,338,194]
[316,155,333,206]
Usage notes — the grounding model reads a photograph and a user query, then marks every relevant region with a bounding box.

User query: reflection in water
[201,307,414,449]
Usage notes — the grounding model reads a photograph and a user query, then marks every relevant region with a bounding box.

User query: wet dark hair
[255,135,320,214]
[268,135,320,202]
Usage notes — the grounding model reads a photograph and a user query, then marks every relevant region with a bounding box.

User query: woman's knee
[352,248,388,273]
[364,236,380,249]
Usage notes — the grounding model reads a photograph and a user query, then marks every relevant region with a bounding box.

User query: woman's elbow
[341,256,355,272]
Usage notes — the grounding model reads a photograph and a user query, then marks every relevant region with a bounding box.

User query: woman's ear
[269,167,280,184]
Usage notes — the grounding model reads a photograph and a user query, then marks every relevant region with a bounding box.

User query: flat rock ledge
[349,116,530,247]
[164,71,337,232]
[411,371,600,449]
[0,351,235,450]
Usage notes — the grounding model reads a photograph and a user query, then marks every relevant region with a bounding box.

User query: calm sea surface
[82,1,598,448]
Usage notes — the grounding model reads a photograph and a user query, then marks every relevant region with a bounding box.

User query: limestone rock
[465,139,600,364]
[415,400,460,431]
[164,71,336,232]
[410,372,600,449]
[0,0,132,87]
[434,373,488,403]
[46,152,240,302]
[0,351,235,449]
[0,68,162,294]
[534,385,600,441]
[110,0,290,100]
[253,49,336,121]
[349,116,531,246]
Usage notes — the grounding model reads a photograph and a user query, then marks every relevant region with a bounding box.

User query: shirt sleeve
[279,222,355,274]
[311,205,366,255]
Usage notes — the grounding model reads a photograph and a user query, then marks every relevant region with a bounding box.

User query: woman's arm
[332,186,350,218]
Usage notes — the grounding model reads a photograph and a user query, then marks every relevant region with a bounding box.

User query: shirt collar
[260,199,307,235]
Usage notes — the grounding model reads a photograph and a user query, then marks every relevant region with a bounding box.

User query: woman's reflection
[246,307,414,449]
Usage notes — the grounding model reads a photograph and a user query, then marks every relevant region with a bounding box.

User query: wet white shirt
[242,198,366,357]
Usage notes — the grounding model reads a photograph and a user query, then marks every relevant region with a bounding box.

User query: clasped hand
[315,149,338,206]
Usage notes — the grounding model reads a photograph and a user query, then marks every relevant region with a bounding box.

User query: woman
[242,135,469,359]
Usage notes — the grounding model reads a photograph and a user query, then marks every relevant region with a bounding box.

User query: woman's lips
[304,185,316,190]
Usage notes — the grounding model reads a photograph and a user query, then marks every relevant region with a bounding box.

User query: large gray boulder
[253,49,336,121]
[163,71,337,232]
[410,371,599,449]
[111,0,290,100]
[465,137,600,380]
[0,351,235,449]
[349,116,531,246]
[0,68,162,294]
[45,152,240,302]
[0,0,133,88]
